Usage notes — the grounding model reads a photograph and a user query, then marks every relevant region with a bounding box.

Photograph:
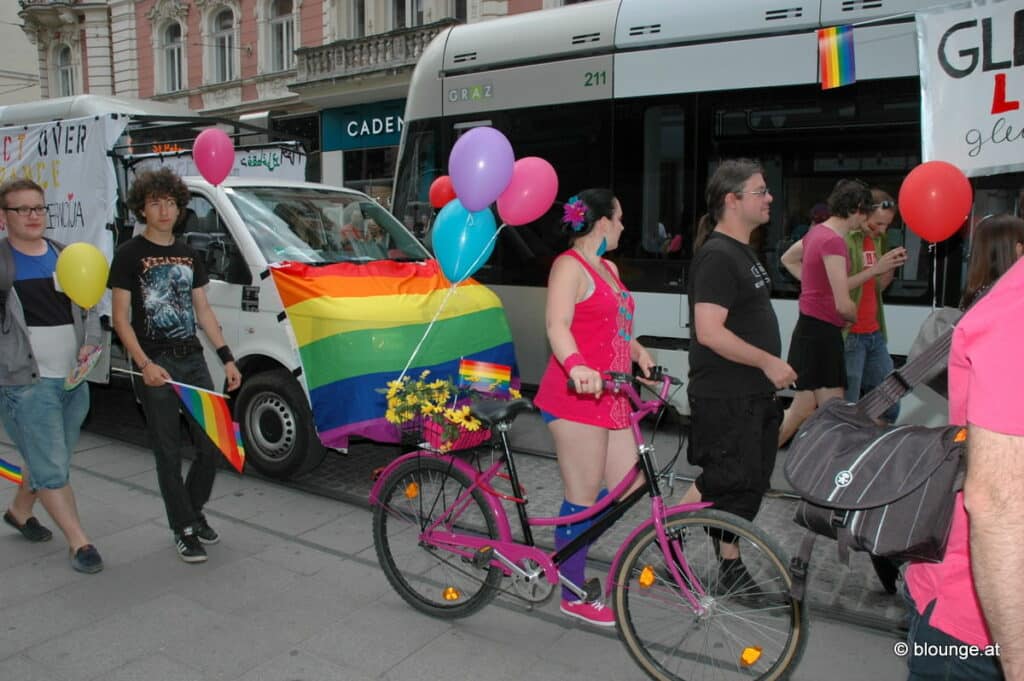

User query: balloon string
[397,284,458,384]
[930,242,938,310]
[460,223,505,283]
[396,222,506,383]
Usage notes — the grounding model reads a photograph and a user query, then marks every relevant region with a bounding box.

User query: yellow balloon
[56,243,109,309]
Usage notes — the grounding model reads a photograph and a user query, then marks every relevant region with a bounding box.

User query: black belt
[144,341,202,359]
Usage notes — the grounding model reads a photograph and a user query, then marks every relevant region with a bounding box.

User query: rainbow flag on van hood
[268,259,518,449]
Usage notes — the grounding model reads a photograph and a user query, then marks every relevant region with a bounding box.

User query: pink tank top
[534,250,635,429]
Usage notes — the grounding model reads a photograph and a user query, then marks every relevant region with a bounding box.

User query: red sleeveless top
[534,250,635,429]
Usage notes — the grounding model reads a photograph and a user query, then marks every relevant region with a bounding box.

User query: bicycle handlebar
[564,365,683,411]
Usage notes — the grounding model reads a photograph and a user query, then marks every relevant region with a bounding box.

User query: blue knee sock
[556,498,600,601]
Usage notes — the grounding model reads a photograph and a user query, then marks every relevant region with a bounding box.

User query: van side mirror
[206,239,229,280]
[205,236,252,285]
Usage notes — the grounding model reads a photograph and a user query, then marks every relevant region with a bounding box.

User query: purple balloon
[448,127,515,212]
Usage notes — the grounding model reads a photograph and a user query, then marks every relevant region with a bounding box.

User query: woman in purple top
[777,179,876,446]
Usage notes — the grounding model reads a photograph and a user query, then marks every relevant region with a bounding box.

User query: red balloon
[898,161,973,243]
[428,175,457,209]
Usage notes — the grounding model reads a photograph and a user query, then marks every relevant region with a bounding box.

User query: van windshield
[226,186,430,264]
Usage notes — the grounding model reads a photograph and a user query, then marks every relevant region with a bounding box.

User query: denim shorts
[0,378,90,489]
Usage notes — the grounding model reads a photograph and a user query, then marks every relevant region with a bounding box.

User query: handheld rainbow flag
[818,25,856,90]
[0,457,23,485]
[458,359,512,396]
[172,383,246,473]
[268,259,517,449]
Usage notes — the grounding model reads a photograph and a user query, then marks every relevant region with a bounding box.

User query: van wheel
[236,369,325,479]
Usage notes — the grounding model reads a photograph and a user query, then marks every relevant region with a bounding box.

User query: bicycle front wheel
[612,509,807,681]
[372,456,502,619]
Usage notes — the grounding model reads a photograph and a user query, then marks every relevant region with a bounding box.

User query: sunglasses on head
[871,200,896,210]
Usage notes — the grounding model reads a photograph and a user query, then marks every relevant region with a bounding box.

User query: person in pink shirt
[534,188,655,627]
[777,179,902,446]
[903,214,1024,681]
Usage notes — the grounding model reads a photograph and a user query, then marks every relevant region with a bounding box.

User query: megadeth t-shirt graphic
[108,236,210,350]
[140,256,197,339]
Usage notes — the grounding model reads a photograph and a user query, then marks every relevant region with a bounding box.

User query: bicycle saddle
[469,397,536,427]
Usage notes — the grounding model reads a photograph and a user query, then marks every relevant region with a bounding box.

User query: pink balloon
[496,157,559,226]
[193,128,235,186]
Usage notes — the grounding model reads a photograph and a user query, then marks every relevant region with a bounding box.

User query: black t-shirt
[688,232,781,397]
[108,236,209,353]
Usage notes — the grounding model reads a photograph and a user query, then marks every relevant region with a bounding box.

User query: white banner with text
[917,1,1024,177]
[0,114,129,260]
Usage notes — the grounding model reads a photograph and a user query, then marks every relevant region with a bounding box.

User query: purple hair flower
[562,196,587,231]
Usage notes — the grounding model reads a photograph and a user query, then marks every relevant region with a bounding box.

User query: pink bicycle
[370,370,807,681]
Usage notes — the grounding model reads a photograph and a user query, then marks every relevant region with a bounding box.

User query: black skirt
[787,313,846,390]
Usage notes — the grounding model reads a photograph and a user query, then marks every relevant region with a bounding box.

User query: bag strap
[859,327,954,419]
[788,530,817,602]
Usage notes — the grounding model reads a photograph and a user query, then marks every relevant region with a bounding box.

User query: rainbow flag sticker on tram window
[818,25,856,90]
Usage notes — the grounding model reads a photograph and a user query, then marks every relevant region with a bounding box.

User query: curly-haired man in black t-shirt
[108,168,241,564]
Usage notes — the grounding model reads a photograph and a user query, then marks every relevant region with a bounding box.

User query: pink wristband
[563,352,587,373]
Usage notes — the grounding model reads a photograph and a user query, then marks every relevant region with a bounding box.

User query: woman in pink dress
[534,188,655,626]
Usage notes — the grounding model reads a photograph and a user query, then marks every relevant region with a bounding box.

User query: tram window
[468,102,614,288]
[392,123,435,240]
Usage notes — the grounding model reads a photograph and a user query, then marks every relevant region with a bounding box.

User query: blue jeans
[137,350,218,534]
[0,378,90,490]
[844,330,899,422]
[904,589,1005,680]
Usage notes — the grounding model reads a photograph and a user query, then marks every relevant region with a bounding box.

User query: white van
[0,96,517,479]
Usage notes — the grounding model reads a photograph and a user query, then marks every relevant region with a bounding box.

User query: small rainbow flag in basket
[458,359,512,396]
[172,383,246,473]
[0,457,24,485]
[818,25,856,90]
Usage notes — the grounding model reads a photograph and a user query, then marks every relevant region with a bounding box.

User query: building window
[351,0,366,38]
[55,45,74,97]
[213,9,235,82]
[453,0,467,22]
[269,0,294,71]
[163,22,183,91]
[392,0,423,30]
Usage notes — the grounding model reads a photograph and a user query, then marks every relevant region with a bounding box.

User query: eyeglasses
[871,200,896,210]
[737,188,771,197]
[4,206,47,217]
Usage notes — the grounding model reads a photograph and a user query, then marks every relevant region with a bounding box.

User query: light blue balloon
[432,199,498,283]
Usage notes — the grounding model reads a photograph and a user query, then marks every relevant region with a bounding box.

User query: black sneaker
[174,526,208,563]
[70,544,104,574]
[194,518,220,545]
[717,558,761,597]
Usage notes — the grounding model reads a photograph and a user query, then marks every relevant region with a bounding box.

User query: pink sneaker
[560,598,616,627]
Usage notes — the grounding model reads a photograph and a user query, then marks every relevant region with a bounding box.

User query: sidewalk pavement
[0,426,911,681]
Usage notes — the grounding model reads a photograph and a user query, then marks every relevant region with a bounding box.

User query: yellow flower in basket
[380,370,488,451]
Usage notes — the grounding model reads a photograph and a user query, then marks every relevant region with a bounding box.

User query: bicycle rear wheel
[612,509,807,681]
[372,456,502,618]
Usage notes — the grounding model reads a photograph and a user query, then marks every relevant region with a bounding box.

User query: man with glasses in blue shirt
[0,178,103,574]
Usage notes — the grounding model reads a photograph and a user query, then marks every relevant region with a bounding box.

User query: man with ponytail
[534,188,656,626]
[676,160,796,590]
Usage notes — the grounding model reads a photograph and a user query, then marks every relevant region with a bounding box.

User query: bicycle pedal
[472,546,494,570]
[583,577,602,602]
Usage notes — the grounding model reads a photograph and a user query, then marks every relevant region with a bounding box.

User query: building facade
[0,4,42,105]
[16,0,568,203]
